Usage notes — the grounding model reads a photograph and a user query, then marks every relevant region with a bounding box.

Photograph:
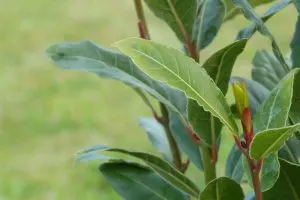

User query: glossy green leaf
[253,69,295,133]
[291,16,300,68]
[116,38,238,135]
[99,161,188,200]
[168,111,204,170]
[200,177,244,200]
[77,145,200,197]
[194,0,225,50]
[233,0,289,72]
[250,124,300,160]
[188,39,246,145]
[226,145,244,183]
[278,137,300,163]
[138,118,172,162]
[47,41,187,119]
[263,159,300,200]
[293,0,300,12]
[144,0,197,43]
[224,0,276,21]
[237,0,291,40]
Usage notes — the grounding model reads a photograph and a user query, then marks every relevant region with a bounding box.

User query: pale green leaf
[47,41,187,119]
[200,177,244,200]
[138,118,172,162]
[250,124,300,160]
[100,161,188,200]
[115,38,238,135]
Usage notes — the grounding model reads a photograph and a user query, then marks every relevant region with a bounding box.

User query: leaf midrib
[131,48,233,132]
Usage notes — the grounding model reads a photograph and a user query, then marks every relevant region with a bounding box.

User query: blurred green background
[0,0,297,199]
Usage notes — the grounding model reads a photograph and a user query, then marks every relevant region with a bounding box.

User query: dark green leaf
[138,118,172,162]
[237,0,291,40]
[144,0,197,43]
[47,41,187,118]
[200,177,244,200]
[233,0,289,72]
[252,50,290,91]
[293,0,300,12]
[278,137,300,164]
[263,159,300,200]
[226,145,244,183]
[116,38,238,135]
[168,111,204,170]
[194,0,225,50]
[291,16,300,68]
[100,161,188,200]
[77,145,200,197]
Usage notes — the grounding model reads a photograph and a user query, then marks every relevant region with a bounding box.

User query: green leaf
[224,0,276,21]
[233,0,289,72]
[144,0,197,43]
[226,145,244,183]
[253,69,295,133]
[263,159,300,200]
[278,137,300,163]
[250,124,300,160]
[293,0,300,12]
[237,0,291,40]
[193,0,225,50]
[77,145,200,197]
[200,177,244,200]
[99,161,188,200]
[188,39,247,146]
[138,118,172,162]
[116,38,238,135]
[252,50,290,91]
[168,111,204,170]
[47,41,187,119]
[291,16,300,68]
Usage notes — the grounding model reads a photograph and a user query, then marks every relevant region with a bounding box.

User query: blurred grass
[0,0,297,199]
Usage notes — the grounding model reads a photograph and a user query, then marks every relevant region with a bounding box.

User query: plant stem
[134,0,150,39]
[202,145,217,184]
[249,159,263,200]
[160,103,183,171]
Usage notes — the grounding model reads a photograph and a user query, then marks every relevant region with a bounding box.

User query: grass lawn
[0,0,297,199]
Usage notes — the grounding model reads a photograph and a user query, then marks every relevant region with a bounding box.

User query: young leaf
[231,77,270,116]
[237,0,291,40]
[253,69,295,133]
[188,39,247,145]
[291,16,300,68]
[263,159,300,200]
[77,145,200,197]
[226,145,244,183]
[115,38,238,135]
[200,177,244,200]
[233,0,289,72]
[144,0,197,43]
[47,41,187,119]
[138,118,172,162]
[193,0,225,50]
[100,161,189,200]
[168,111,204,170]
[224,0,276,21]
[250,124,300,160]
